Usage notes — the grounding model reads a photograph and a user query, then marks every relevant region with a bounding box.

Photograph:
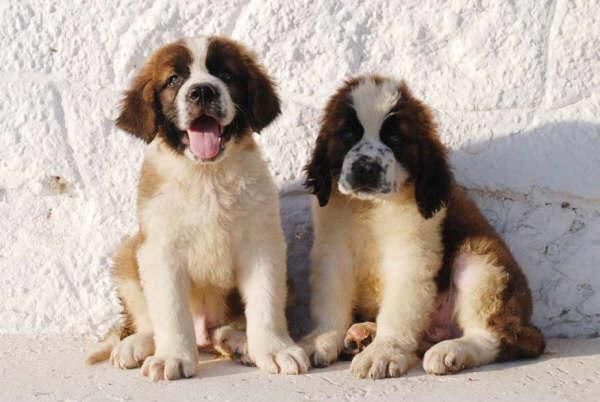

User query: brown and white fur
[86,35,309,381]
[301,75,544,379]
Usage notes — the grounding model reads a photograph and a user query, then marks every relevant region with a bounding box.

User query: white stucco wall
[0,0,598,338]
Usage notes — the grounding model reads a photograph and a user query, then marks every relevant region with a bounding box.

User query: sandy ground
[1,336,599,402]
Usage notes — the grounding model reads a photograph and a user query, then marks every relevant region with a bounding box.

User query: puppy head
[305,75,452,218]
[116,36,280,163]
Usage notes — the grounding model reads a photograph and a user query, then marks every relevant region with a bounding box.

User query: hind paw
[342,322,376,357]
[211,324,252,364]
[110,333,154,369]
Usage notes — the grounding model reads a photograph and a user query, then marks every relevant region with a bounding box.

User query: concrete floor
[1,336,599,401]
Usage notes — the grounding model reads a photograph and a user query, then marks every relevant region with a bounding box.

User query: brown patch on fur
[207,37,281,133]
[87,233,152,366]
[381,82,452,218]
[441,187,545,359]
[111,232,146,339]
[136,158,164,212]
[116,42,192,142]
[304,77,365,206]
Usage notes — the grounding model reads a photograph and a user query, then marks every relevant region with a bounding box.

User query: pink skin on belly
[424,255,479,343]
[424,290,459,343]
[423,257,477,343]
[193,310,225,348]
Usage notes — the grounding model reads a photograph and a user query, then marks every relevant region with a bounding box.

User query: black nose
[187,84,219,104]
[351,156,382,190]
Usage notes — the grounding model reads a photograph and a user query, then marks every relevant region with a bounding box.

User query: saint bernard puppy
[86,36,309,381]
[301,75,544,379]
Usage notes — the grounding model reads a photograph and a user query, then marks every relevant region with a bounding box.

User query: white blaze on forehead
[176,36,235,130]
[183,36,209,73]
[339,77,408,199]
[350,78,401,140]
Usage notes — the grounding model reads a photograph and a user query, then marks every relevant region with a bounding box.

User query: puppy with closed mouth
[86,35,309,381]
[301,75,544,379]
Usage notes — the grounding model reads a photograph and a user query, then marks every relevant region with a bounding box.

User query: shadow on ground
[194,335,600,380]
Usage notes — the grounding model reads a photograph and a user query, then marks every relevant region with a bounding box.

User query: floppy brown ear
[304,136,332,207]
[246,57,281,133]
[115,65,158,142]
[415,138,452,219]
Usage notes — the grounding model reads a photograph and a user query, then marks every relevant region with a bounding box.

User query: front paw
[423,339,473,375]
[140,354,197,381]
[249,334,310,375]
[350,340,415,379]
[300,329,343,368]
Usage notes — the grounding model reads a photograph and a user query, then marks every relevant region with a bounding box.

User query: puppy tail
[513,325,546,359]
[85,330,121,365]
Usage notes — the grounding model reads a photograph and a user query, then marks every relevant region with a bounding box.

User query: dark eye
[166,74,180,87]
[384,132,402,145]
[217,71,233,82]
[339,108,364,146]
[380,117,404,147]
[340,130,360,145]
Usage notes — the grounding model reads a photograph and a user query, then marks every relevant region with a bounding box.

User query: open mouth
[185,115,224,161]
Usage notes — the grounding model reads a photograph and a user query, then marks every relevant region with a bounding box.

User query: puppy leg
[300,218,354,367]
[137,241,198,381]
[236,231,309,375]
[110,276,155,369]
[423,251,544,374]
[87,233,155,367]
[351,247,439,379]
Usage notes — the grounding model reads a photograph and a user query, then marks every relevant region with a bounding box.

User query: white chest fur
[347,195,446,317]
[138,139,273,289]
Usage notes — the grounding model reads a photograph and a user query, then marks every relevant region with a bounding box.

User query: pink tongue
[187,116,222,160]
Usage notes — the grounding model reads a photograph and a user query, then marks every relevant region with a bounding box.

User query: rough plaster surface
[0,0,599,339]
[1,336,600,401]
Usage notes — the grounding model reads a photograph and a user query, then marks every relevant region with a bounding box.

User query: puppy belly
[194,310,234,348]
[353,264,383,321]
[189,286,234,348]
[424,290,460,343]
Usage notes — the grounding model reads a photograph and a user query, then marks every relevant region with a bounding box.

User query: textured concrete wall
[0,0,598,338]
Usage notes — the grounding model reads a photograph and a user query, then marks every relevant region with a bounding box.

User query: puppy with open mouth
[86,35,309,381]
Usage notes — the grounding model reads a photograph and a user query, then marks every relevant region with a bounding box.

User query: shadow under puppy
[301,75,545,379]
[87,35,308,381]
